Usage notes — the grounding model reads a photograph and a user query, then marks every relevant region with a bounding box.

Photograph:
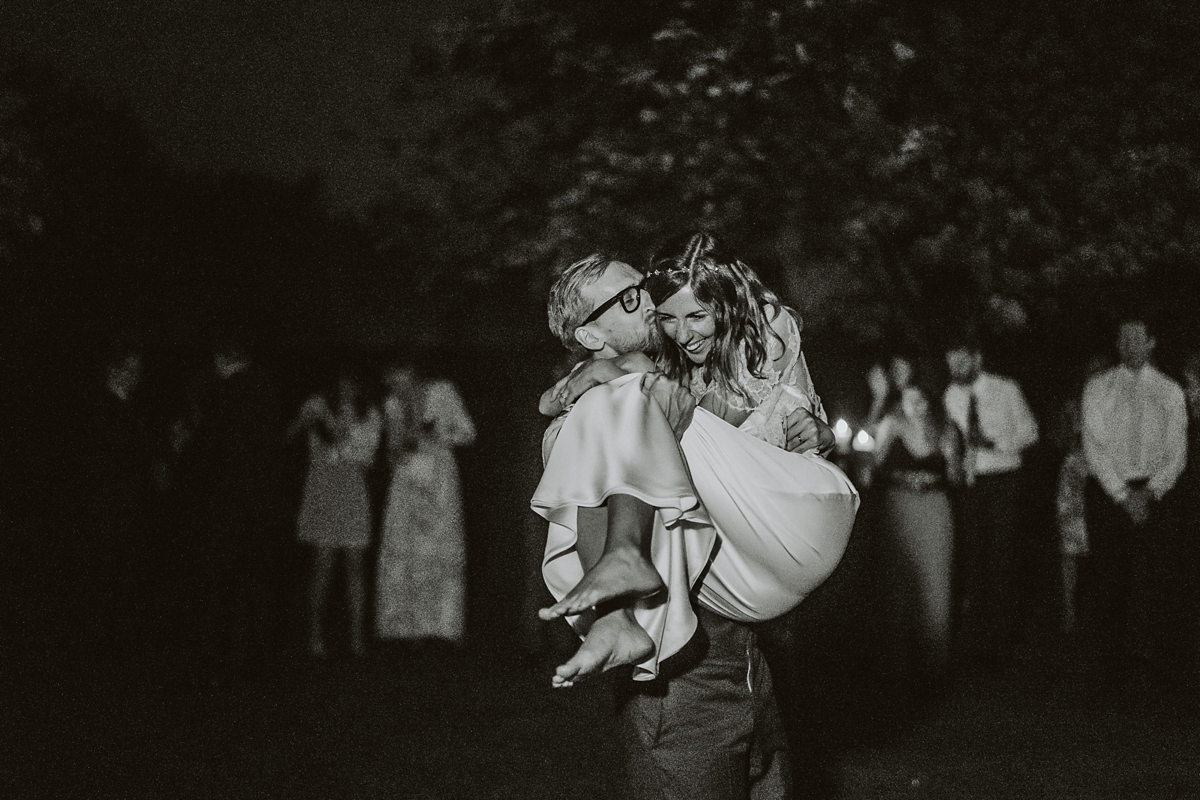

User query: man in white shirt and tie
[943,338,1040,672]
[1081,316,1187,682]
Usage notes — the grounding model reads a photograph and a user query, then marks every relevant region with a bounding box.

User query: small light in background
[833,418,852,452]
[852,429,875,453]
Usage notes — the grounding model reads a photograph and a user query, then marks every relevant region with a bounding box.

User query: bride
[533,232,859,685]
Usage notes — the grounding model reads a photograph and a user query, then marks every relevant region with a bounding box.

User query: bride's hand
[784,407,827,454]
[538,358,629,416]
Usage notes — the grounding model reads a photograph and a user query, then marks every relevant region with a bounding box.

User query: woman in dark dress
[873,384,963,691]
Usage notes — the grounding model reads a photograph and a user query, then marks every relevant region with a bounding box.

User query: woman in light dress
[375,365,476,646]
[873,383,962,689]
[534,232,860,683]
[288,370,382,658]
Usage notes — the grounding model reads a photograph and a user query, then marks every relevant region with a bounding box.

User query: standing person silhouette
[289,369,382,659]
[942,337,1039,672]
[873,383,962,695]
[1082,317,1187,684]
[181,332,286,684]
[376,363,476,648]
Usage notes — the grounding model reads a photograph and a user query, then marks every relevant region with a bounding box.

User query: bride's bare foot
[538,547,664,621]
[552,607,654,688]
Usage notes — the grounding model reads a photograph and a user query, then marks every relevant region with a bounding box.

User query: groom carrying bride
[533,238,858,800]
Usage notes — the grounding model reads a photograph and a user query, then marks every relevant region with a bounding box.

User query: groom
[536,253,830,799]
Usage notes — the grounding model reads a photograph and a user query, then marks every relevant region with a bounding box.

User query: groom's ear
[574,325,604,353]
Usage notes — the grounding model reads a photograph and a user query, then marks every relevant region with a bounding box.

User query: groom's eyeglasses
[581,279,646,325]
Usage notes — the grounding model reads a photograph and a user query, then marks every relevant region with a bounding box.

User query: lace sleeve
[791,348,826,422]
[736,310,817,447]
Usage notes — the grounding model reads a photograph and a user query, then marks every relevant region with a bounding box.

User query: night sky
[0,0,480,218]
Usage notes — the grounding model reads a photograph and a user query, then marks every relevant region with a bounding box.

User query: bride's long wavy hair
[646,231,790,402]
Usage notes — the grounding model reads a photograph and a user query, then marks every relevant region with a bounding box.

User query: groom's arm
[646,374,826,451]
[538,352,657,417]
[544,367,825,455]
[541,413,569,467]
[540,368,695,463]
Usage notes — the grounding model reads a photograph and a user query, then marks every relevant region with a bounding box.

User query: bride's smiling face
[656,286,716,365]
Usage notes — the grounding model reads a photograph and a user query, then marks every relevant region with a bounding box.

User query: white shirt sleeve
[1148,379,1188,499]
[542,414,567,467]
[995,378,1039,454]
[1082,373,1129,502]
[943,385,968,436]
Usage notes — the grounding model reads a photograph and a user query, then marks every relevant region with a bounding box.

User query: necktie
[967,390,986,448]
[961,388,983,487]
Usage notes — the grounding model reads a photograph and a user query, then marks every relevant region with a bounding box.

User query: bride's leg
[539,494,664,620]
[551,604,655,688]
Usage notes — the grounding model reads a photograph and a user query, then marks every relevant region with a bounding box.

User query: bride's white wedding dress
[532,313,859,679]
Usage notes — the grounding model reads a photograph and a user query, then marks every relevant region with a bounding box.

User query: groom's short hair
[548,253,617,353]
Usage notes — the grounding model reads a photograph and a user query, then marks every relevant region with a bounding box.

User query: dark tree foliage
[0,78,41,266]
[380,0,1200,371]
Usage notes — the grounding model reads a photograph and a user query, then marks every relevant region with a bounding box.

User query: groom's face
[579,261,659,356]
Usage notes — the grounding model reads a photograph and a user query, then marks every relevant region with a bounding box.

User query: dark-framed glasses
[581,279,645,325]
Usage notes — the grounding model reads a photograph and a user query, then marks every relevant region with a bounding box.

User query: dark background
[2,2,1199,796]
[5,0,1200,648]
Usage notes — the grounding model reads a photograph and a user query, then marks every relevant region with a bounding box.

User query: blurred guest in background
[1055,434,1089,637]
[865,352,917,434]
[74,343,157,672]
[152,363,206,678]
[1051,354,1110,636]
[289,369,382,659]
[380,361,419,476]
[177,333,286,685]
[1082,317,1187,685]
[943,337,1039,672]
[873,382,962,694]
[1177,350,1200,678]
[376,365,476,648]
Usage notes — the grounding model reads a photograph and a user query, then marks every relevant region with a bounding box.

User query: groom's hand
[641,373,696,441]
[785,407,833,454]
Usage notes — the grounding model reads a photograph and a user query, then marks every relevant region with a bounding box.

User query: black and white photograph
[2,1,1198,797]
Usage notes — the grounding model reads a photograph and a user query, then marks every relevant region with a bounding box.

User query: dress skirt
[881,485,954,674]
[375,445,467,642]
[296,462,372,549]
[532,373,859,680]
